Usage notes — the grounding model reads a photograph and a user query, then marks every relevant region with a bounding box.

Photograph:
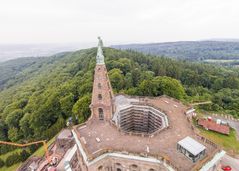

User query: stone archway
[98,108,104,120]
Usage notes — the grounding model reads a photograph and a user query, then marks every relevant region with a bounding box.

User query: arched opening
[130,164,139,171]
[98,165,103,170]
[149,169,155,171]
[98,108,104,120]
[98,94,102,100]
[115,163,122,171]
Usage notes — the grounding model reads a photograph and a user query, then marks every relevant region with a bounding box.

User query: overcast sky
[1,0,239,45]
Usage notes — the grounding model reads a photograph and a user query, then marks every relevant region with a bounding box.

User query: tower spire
[91,37,114,121]
[96,37,105,64]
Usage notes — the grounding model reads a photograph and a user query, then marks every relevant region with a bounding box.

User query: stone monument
[96,36,105,64]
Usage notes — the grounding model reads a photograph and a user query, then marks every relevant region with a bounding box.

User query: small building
[177,136,206,163]
[198,118,230,135]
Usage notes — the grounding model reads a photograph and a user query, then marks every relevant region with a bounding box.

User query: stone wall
[91,64,114,121]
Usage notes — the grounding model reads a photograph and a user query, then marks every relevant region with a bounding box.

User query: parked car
[221,165,232,171]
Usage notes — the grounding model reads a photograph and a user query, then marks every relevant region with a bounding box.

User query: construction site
[5,37,228,171]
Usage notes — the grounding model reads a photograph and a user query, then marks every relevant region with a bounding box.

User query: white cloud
[0,0,239,44]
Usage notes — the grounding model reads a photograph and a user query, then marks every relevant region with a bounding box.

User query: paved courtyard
[75,96,217,171]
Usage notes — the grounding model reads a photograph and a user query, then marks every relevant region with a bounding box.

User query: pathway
[190,101,212,106]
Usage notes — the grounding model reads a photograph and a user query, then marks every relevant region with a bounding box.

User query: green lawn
[0,149,22,171]
[0,163,22,171]
[199,128,239,154]
[192,116,239,154]
[0,149,22,161]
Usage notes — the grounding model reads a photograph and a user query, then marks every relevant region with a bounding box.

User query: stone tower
[91,37,114,121]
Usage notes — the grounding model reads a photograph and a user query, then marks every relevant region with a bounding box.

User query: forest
[0,57,43,90]
[112,41,239,62]
[0,47,239,155]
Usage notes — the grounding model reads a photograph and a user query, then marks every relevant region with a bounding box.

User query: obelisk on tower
[96,37,105,65]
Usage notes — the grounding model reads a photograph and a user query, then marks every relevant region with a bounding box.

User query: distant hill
[207,38,239,42]
[0,43,94,62]
[0,57,44,90]
[112,41,239,61]
[0,52,68,90]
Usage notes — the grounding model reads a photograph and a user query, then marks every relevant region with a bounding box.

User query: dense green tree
[8,127,21,142]
[131,68,141,87]
[117,58,132,74]
[138,80,157,96]
[152,59,166,76]
[124,87,138,95]
[181,69,199,86]
[18,99,28,109]
[60,93,75,118]
[108,68,124,91]
[5,109,23,128]
[72,94,91,121]
[212,78,224,90]
[43,116,65,140]
[78,82,93,95]
[19,113,34,139]
[0,120,8,141]
[124,73,133,89]
[108,58,132,74]
[153,76,186,99]
[20,149,30,162]
[0,159,5,168]
[29,92,62,136]
[5,153,21,167]
[223,75,239,89]
[140,71,155,81]
[0,145,17,155]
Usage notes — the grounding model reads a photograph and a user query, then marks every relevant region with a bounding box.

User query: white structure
[177,136,206,163]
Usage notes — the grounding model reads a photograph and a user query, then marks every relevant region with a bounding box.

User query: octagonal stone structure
[113,95,169,135]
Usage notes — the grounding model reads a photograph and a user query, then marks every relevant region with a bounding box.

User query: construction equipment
[0,140,51,163]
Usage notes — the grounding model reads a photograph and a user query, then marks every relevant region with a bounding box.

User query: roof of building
[198,118,230,135]
[178,136,206,156]
[75,95,218,171]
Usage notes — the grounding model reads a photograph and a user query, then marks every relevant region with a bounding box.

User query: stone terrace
[75,95,217,171]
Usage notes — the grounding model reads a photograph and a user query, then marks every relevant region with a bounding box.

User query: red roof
[198,118,230,135]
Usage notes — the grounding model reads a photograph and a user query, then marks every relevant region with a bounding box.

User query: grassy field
[0,163,22,171]
[0,149,22,161]
[192,114,239,154]
[0,149,22,171]
[199,127,239,154]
